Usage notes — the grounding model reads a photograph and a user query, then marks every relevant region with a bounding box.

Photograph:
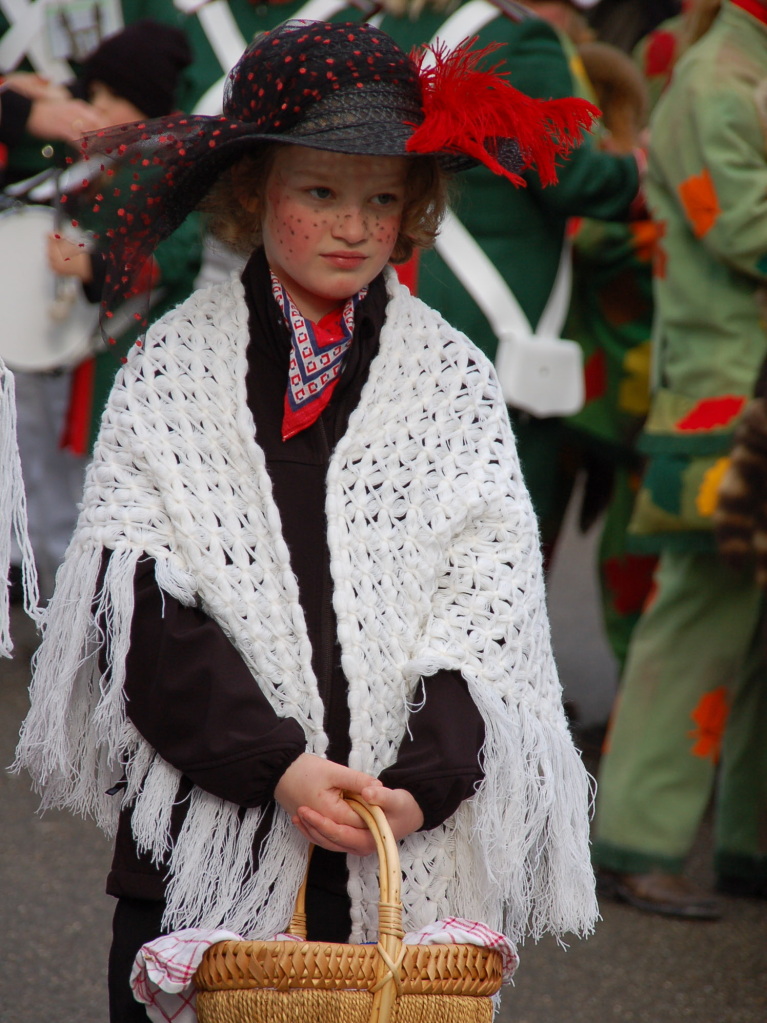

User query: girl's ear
[230,161,262,215]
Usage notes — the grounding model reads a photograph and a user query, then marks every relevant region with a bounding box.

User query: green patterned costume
[593,0,767,893]
[565,215,656,666]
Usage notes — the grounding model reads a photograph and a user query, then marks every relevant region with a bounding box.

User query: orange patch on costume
[629,220,663,265]
[695,456,731,518]
[678,168,721,238]
[676,395,747,431]
[688,686,729,763]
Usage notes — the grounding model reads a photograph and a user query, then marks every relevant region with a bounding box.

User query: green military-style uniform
[594,0,767,893]
[380,2,641,552]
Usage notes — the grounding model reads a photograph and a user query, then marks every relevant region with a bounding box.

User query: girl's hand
[291,778,425,856]
[359,783,424,838]
[274,753,383,850]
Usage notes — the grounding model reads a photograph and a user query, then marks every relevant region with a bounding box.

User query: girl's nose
[332,206,367,243]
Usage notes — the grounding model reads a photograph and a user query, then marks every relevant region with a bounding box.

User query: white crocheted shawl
[16,269,597,944]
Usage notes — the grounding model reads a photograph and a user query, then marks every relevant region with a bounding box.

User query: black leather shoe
[597,869,722,920]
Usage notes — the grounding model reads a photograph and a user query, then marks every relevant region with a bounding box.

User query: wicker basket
[194,796,503,1023]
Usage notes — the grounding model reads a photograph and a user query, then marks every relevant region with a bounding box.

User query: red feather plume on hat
[407,39,600,186]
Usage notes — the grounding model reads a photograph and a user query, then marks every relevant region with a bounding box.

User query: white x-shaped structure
[0,0,77,81]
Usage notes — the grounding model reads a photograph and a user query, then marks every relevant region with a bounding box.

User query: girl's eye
[371,193,399,207]
[308,186,333,200]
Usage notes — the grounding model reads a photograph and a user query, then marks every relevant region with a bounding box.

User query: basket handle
[285,794,405,1023]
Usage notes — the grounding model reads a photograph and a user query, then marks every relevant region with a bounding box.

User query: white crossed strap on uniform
[0,0,72,80]
[177,0,368,115]
[427,0,584,417]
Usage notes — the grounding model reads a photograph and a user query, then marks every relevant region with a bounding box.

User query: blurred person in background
[556,0,724,723]
[560,39,657,678]
[593,0,767,917]
[8,19,200,598]
[1,0,118,603]
[0,72,101,181]
[48,20,202,457]
[379,0,646,570]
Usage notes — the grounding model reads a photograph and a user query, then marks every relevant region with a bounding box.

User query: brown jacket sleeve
[123,556,306,808]
[379,671,485,830]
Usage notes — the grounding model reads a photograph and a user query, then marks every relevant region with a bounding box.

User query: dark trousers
[108,881,351,1022]
[109,898,166,1023]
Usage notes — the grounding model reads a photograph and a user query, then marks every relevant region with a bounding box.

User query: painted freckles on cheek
[372,214,399,247]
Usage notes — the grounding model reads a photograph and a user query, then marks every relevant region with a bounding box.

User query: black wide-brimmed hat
[74,19,597,343]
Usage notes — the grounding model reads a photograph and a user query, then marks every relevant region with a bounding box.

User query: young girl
[15,21,599,1021]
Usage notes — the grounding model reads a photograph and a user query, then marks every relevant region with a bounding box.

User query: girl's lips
[323,252,367,268]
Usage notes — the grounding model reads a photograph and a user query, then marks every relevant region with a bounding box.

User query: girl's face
[258,146,408,322]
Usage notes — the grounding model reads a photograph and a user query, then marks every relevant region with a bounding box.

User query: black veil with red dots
[73,20,598,347]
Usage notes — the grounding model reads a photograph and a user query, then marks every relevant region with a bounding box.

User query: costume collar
[269,273,368,441]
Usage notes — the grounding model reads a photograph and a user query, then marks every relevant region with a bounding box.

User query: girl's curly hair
[199,144,449,264]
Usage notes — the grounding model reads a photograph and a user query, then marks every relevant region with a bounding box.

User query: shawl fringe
[0,362,41,654]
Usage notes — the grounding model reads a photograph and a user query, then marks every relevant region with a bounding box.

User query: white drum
[0,203,99,372]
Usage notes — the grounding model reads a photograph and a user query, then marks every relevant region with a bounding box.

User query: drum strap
[436,210,571,344]
[3,164,58,199]
[5,155,105,202]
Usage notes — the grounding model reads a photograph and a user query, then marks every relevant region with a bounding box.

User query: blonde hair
[200,144,449,264]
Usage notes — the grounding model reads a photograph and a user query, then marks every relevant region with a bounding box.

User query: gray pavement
[1,508,765,1022]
